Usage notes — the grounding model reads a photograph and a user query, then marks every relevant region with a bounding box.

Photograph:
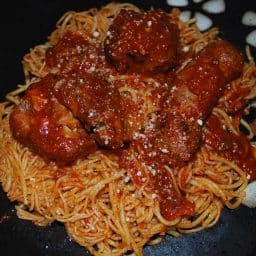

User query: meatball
[46,31,114,76]
[104,9,179,74]
[9,74,96,163]
[53,72,125,149]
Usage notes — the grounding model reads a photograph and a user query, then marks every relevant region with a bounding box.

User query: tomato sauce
[205,115,256,181]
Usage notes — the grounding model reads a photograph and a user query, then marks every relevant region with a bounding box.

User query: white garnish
[133,132,146,139]
[104,138,109,145]
[160,148,169,153]
[148,165,157,176]
[88,110,95,118]
[147,20,152,27]
[92,31,100,37]
[151,193,157,199]
[88,66,96,72]
[197,119,203,126]
[182,46,190,52]
[137,171,142,177]
[124,176,130,183]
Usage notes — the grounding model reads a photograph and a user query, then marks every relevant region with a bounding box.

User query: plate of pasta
[0,1,256,256]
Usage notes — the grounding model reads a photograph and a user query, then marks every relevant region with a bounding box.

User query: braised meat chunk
[9,74,96,163]
[46,31,113,76]
[171,40,244,120]
[53,72,125,149]
[104,9,179,74]
[139,40,244,168]
[156,40,244,166]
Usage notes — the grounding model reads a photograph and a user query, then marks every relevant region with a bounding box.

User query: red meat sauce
[120,144,195,220]
[46,31,114,76]
[218,84,251,114]
[204,115,256,181]
[9,8,255,221]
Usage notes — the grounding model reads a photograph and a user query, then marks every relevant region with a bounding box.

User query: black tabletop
[0,1,256,256]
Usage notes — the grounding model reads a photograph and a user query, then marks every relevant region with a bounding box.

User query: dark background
[0,1,256,255]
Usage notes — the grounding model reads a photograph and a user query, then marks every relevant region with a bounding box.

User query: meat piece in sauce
[53,72,125,149]
[104,9,179,74]
[46,31,114,76]
[9,74,96,163]
[151,40,244,167]
[121,40,244,221]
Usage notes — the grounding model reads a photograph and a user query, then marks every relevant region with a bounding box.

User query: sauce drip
[205,115,256,181]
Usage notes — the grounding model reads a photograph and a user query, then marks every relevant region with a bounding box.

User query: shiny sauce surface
[205,115,256,181]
